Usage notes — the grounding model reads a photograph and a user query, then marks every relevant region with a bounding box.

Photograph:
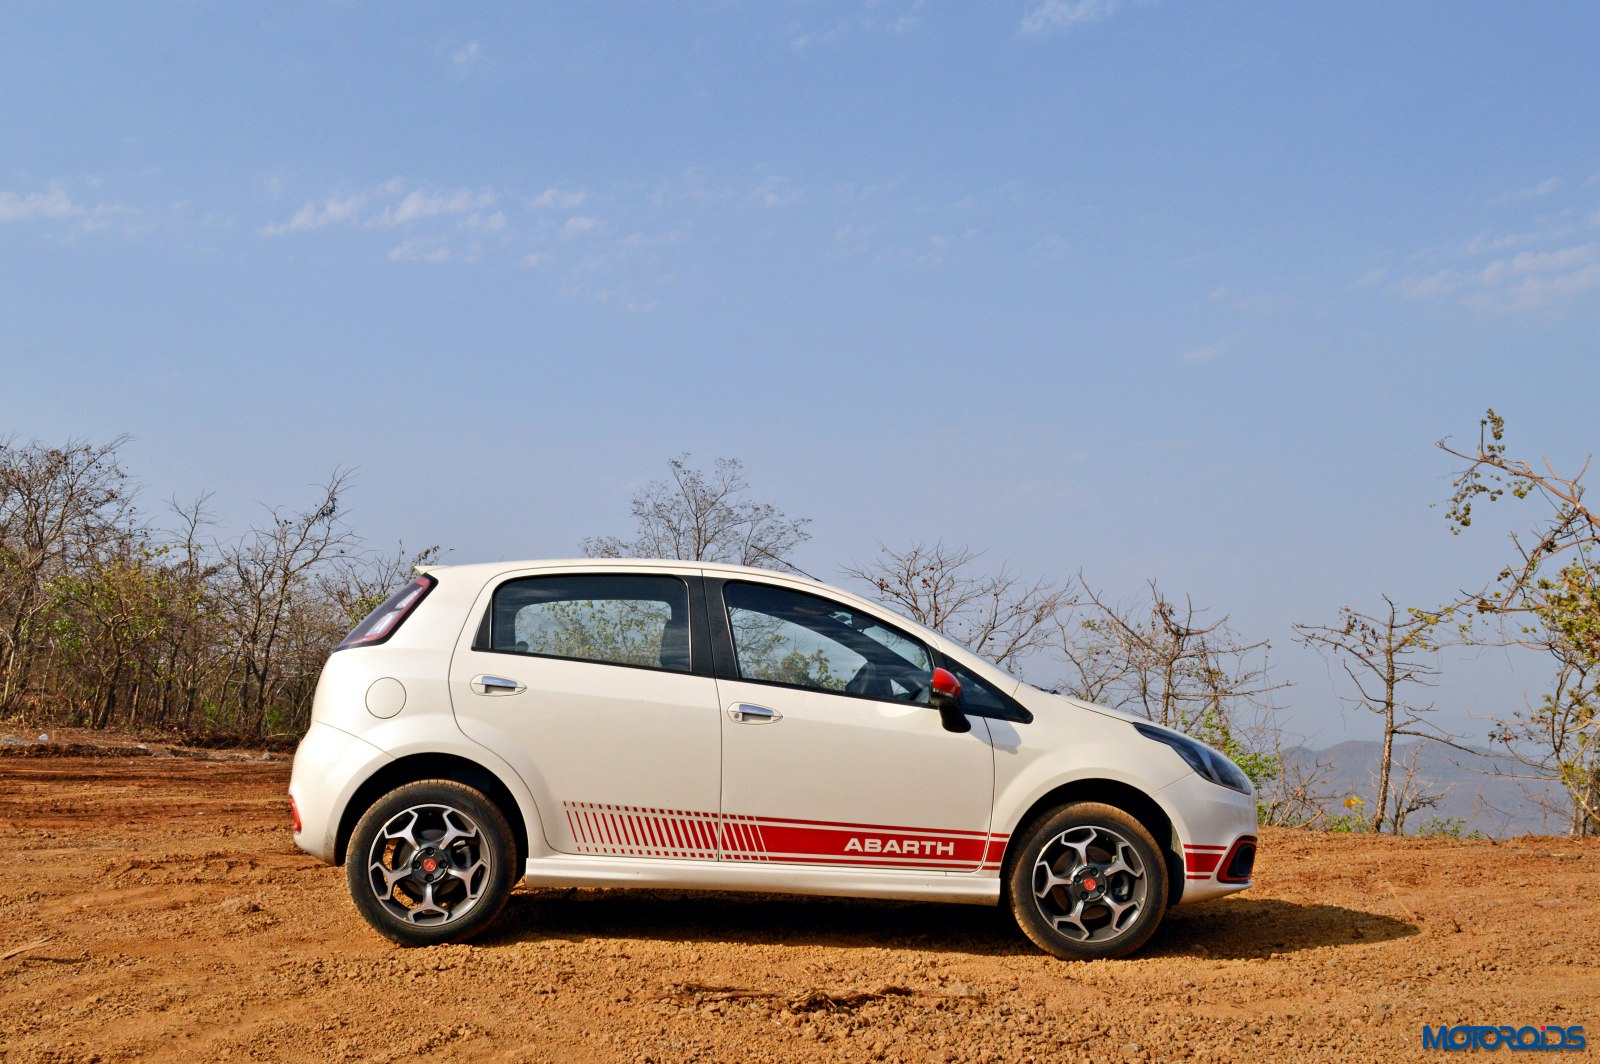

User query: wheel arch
[998,778,1184,906]
[334,752,531,867]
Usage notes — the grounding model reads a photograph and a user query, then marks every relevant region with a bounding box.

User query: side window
[947,662,1014,717]
[723,582,933,702]
[487,574,692,673]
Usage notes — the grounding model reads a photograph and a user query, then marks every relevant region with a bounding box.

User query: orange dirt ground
[1,754,1597,1063]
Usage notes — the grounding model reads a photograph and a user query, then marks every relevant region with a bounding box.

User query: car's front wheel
[1006,801,1168,960]
[346,780,518,946]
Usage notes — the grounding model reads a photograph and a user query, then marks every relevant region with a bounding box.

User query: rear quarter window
[483,573,693,673]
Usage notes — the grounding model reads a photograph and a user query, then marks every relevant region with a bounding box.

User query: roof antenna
[745,543,822,583]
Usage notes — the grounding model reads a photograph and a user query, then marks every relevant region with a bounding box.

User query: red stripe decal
[745,813,991,838]
[560,801,998,867]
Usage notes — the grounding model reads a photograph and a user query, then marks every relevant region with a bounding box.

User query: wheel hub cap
[365,804,492,927]
[1030,824,1150,943]
[414,847,449,882]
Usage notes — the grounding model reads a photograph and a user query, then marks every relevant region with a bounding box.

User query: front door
[710,578,995,871]
[449,570,722,859]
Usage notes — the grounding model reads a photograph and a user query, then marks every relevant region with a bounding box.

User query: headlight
[1134,723,1252,795]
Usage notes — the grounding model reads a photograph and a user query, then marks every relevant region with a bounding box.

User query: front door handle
[471,675,526,695]
[727,703,782,724]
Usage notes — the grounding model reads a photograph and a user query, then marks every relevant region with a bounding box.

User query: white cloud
[451,40,484,70]
[1494,176,1563,203]
[750,176,802,208]
[0,184,149,236]
[529,187,587,210]
[0,187,81,223]
[1478,243,1598,284]
[259,193,366,236]
[1354,269,1387,289]
[465,210,506,233]
[563,216,600,236]
[1022,0,1120,34]
[388,239,451,263]
[373,187,495,226]
[1390,242,1600,313]
[1181,344,1223,364]
[261,181,503,238]
[1473,264,1600,313]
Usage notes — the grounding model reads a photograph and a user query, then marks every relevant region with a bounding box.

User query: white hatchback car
[290,560,1257,960]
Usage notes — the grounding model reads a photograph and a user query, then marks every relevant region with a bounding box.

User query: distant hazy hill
[1283,740,1569,837]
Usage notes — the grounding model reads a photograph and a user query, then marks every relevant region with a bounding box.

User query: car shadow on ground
[1147,897,1418,959]
[480,889,1416,959]
[484,888,1037,956]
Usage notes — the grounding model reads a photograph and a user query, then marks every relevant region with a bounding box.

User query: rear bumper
[287,721,392,864]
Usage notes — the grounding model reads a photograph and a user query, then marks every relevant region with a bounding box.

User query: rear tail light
[336,574,436,650]
[290,795,302,834]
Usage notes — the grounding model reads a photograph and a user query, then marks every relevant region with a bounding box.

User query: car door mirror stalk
[930,667,970,733]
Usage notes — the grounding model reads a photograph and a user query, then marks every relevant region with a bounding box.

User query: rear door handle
[727,703,781,724]
[471,675,526,695]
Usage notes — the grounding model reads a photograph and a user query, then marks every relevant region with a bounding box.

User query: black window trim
[472,570,713,678]
[930,649,1034,725]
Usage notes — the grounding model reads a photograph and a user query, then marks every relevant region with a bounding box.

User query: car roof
[416,557,839,592]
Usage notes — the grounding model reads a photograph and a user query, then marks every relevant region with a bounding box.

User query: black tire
[345,779,518,947]
[1006,801,1169,960]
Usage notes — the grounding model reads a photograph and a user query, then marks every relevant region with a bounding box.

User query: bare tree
[154,494,226,729]
[219,471,358,736]
[323,541,442,630]
[584,455,810,572]
[841,542,1072,670]
[1295,597,1464,833]
[0,440,458,741]
[1257,744,1339,828]
[1489,660,1598,835]
[1061,579,1285,733]
[1438,408,1599,834]
[1385,744,1448,835]
[0,436,135,709]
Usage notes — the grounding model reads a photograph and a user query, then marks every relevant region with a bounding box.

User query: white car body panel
[449,653,723,858]
[289,558,1258,915]
[715,678,996,872]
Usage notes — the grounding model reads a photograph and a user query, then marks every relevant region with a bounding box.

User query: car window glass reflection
[724,582,932,702]
[489,575,692,672]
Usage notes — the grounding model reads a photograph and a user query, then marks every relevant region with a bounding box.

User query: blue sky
[4,2,1598,745]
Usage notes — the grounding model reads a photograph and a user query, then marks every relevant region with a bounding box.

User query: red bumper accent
[1217,835,1257,884]
[1183,836,1257,883]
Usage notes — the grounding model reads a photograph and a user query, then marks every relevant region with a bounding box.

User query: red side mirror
[929,667,970,733]
[931,667,961,699]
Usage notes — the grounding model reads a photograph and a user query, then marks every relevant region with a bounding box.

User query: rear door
[709,577,995,871]
[449,569,723,859]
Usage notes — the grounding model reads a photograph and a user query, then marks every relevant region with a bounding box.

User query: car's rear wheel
[346,779,518,946]
[1006,801,1168,960]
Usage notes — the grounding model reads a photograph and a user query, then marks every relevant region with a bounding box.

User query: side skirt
[522,855,1001,906]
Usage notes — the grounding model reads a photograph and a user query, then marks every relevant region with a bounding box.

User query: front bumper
[1158,770,1259,904]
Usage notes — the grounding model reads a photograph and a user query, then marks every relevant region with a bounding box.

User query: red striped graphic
[561,801,1004,870]
[1183,843,1228,881]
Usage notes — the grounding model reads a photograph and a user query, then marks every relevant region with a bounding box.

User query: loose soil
[1,754,1596,1062]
